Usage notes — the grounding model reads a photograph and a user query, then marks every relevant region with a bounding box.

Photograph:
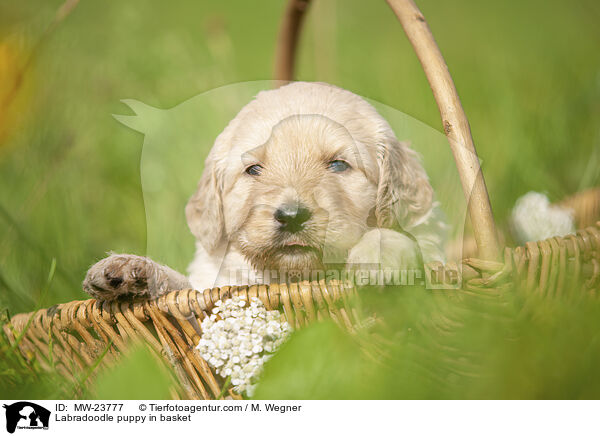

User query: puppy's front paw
[346,229,421,285]
[83,254,173,301]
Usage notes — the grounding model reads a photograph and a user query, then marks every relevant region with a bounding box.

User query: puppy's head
[186,82,433,273]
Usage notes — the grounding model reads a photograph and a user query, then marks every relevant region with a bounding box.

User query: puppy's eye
[327,160,350,173]
[245,164,263,176]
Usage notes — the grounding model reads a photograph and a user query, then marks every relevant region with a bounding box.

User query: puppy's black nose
[274,203,311,232]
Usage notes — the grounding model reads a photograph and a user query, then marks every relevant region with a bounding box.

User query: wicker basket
[4,281,360,399]
[5,0,600,399]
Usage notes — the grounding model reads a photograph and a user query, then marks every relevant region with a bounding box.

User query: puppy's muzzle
[274,202,311,233]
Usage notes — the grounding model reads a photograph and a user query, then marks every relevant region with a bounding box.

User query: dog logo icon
[2,402,50,433]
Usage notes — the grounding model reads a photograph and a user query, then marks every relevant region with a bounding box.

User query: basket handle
[274,0,500,261]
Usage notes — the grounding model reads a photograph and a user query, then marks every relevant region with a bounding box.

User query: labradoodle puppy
[83,82,445,300]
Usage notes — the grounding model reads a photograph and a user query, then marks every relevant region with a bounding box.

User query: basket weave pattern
[459,222,600,295]
[5,281,359,399]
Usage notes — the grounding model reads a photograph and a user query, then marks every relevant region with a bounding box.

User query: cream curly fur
[84,82,445,299]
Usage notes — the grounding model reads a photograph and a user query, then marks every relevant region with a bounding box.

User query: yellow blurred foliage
[0,37,34,148]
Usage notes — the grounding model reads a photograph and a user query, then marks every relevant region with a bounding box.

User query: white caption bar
[1,400,598,435]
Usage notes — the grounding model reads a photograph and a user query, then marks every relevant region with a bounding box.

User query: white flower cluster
[196,296,292,397]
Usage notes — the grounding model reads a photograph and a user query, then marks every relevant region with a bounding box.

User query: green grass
[255,285,600,399]
[0,0,598,399]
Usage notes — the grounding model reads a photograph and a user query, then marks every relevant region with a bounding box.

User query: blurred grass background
[0,0,599,399]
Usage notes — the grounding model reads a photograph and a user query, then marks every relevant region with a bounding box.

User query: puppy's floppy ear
[375,136,434,230]
[185,157,224,253]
